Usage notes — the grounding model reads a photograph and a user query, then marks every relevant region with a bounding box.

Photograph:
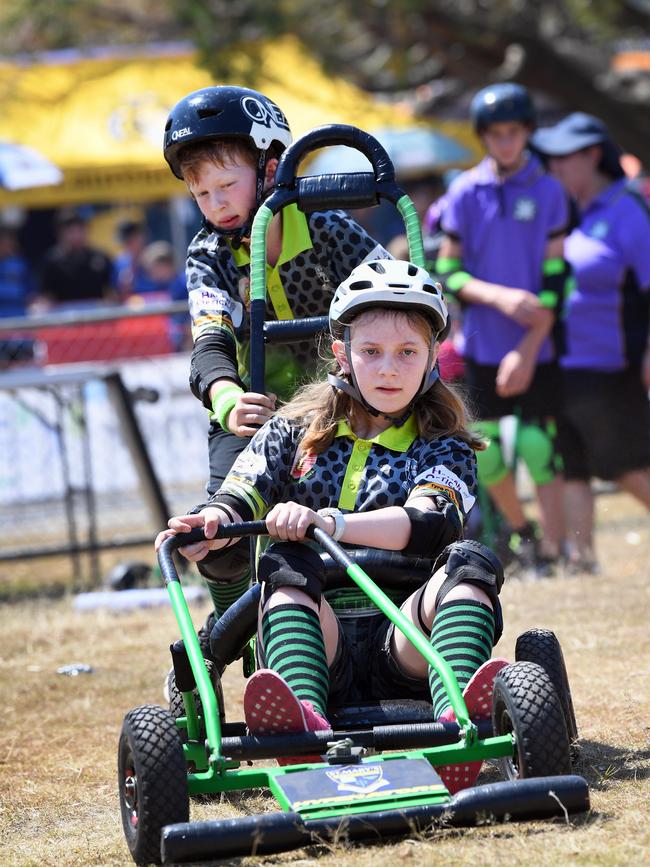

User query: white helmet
[329,259,449,340]
[328,259,450,426]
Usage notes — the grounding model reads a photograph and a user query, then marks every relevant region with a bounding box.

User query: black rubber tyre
[492,661,571,781]
[118,704,189,865]
[167,659,225,744]
[515,627,579,755]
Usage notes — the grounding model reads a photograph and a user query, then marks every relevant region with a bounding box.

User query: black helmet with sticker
[163,85,293,179]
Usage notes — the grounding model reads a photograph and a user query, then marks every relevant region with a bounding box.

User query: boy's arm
[436,236,549,328]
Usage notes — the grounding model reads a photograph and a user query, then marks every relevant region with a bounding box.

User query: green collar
[229,203,312,267]
[335,413,419,451]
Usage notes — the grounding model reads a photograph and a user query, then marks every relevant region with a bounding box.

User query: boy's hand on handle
[227,392,277,436]
[266,501,335,542]
[153,507,233,561]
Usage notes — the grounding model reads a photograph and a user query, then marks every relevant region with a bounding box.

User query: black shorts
[559,367,650,481]
[464,359,562,422]
[326,612,431,708]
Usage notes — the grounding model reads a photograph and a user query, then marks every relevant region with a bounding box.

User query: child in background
[435,84,572,575]
[139,241,190,351]
[157,259,508,794]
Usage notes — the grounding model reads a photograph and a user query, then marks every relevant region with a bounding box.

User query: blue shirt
[0,254,33,317]
[562,180,650,371]
[441,154,569,365]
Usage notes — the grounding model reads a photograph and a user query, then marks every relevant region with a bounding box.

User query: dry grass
[0,491,648,866]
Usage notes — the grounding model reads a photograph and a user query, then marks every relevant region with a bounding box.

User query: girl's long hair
[277,309,485,454]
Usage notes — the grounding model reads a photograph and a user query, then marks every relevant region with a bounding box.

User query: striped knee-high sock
[261,604,329,718]
[205,570,251,619]
[428,599,495,720]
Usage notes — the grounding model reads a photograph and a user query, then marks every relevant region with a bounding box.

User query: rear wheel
[515,627,579,755]
[167,659,225,742]
[492,661,571,781]
[118,704,189,865]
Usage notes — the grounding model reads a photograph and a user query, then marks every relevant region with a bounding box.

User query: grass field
[0,490,648,866]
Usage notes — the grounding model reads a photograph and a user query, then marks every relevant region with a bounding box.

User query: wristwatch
[318,508,346,541]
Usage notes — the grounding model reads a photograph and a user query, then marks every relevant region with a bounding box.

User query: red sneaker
[244,669,330,766]
[436,657,510,794]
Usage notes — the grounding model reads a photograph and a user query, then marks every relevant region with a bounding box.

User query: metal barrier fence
[0,303,210,590]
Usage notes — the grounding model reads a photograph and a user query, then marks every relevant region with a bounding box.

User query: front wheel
[492,661,571,781]
[515,627,579,754]
[118,704,189,865]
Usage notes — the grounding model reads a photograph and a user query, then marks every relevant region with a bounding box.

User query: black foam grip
[294,173,380,211]
[275,123,395,187]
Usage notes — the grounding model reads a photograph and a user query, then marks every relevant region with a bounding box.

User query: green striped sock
[261,604,329,718]
[205,570,251,619]
[428,599,495,720]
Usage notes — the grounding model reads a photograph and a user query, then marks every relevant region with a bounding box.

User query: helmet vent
[197,107,224,120]
[349,280,374,291]
[368,261,386,274]
[387,283,410,289]
[407,264,418,275]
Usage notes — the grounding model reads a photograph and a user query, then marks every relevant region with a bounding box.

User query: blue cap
[531,112,624,179]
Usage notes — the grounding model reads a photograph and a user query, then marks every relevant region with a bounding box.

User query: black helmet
[163,85,292,179]
[470,83,536,133]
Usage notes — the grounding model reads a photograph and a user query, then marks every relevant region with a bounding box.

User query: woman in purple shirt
[532,113,650,572]
[435,84,571,575]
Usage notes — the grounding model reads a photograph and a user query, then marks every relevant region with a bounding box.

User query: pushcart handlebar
[275,123,395,187]
[157,522,342,586]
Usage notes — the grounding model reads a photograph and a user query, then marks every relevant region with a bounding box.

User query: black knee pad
[432,540,505,642]
[196,537,251,584]
[258,542,326,607]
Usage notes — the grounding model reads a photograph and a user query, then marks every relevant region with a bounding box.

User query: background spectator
[39,208,115,308]
[0,225,34,318]
[139,240,189,351]
[112,219,156,300]
[531,112,650,573]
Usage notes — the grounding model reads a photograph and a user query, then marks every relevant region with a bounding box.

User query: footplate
[272,758,449,819]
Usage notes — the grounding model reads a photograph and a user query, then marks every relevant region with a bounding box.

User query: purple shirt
[441,154,569,365]
[563,180,650,371]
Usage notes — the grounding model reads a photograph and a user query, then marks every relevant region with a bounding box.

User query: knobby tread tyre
[515,628,579,748]
[492,661,571,780]
[167,659,225,743]
[118,704,189,865]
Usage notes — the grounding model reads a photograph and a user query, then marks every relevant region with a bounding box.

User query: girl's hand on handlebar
[153,508,231,561]
[227,392,277,436]
[265,501,334,542]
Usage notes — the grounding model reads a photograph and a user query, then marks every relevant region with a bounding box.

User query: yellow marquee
[0,37,479,208]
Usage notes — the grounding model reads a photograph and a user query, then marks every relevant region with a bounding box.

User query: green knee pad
[474,421,509,487]
[516,420,562,485]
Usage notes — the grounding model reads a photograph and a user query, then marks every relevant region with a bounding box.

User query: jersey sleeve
[621,193,650,291]
[546,179,571,239]
[186,230,247,405]
[405,438,477,524]
[211,416,299,520]
[439,176,468,241]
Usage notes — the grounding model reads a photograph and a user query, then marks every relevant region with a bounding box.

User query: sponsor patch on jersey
[290,449,317,480]
[230,450,268,479]
[413,464,475,513]
[189,287,244,328]
[513,196,537,221]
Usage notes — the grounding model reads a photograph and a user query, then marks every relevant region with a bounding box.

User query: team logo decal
[513,197,537,221]
[241,96,290,133]
[230,450,267,478]
[325,764,391,795]
[414,465,475,513]
[189,287,244,328]
[590,220,610,239]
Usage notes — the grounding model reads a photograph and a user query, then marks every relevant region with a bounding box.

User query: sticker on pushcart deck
[275,758,446,810]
